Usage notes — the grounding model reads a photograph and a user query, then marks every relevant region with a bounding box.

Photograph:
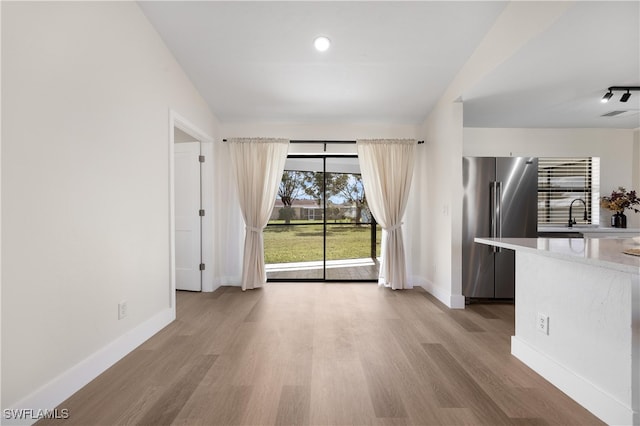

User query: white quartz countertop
[475,236,640,274]
[538,226,640,234]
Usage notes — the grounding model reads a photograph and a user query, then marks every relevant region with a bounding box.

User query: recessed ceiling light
[314,36,331,52]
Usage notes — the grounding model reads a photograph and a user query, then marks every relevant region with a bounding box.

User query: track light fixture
[620,90,631,102]
[601,86,640,103]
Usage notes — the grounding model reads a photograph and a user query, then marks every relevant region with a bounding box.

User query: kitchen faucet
[568,198,588,228]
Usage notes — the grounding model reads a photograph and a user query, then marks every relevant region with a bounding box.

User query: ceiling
[139,1,640,129]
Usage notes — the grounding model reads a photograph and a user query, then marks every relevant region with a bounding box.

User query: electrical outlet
[118,301,128,320]
[537,312,549,335]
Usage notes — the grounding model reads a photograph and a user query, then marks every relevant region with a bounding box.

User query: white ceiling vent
[601,110,639,118]
[601,110,627,117]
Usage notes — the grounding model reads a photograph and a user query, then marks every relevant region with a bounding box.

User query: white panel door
[175,142,201,291]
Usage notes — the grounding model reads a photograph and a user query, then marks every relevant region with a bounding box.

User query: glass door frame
[266,151,378,283]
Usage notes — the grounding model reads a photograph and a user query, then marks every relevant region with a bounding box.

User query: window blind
[538,157,599,225]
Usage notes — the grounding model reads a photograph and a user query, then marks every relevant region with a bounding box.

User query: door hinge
[199,263,205,271]
[199,155,205,163]
[199,209,205,217]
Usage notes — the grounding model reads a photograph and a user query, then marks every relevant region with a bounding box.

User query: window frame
[537,157,600,226]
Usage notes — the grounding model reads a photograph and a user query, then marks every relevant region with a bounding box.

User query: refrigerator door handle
[496,181,503,239]
[490,181,499,253]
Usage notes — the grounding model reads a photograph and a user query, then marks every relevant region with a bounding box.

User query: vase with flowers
[600,187,640,228]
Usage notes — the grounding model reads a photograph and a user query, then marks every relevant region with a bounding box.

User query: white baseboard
[3,308,175,426]
[413,276,465,309]
[213,276,241,288]
[203,279,222,293]
[448,294,466,309]
[511,336,636,426]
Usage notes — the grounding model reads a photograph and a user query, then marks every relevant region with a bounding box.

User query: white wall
[464,127,639,228]
[405,100,465,308]
[221,121,418,141]
[2,1,219,411]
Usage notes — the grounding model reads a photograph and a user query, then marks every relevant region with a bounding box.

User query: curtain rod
[222,139,424,144]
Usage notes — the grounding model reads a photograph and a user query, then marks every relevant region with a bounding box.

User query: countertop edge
[474,237,640,275]
[537,227,640,234]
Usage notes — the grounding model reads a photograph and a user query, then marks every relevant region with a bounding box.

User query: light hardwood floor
[38,284,602,425]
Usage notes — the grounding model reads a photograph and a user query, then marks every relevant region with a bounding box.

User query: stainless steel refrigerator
[462,157,538,299]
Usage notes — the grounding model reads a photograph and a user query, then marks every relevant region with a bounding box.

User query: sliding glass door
[264,157,325,280]
[324,157,380,280]
[264,154,380,281]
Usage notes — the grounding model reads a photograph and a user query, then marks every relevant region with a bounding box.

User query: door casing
[168,111,214,307]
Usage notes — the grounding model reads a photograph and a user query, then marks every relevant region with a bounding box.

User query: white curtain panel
[229,138,289,291]
[357,139,416,289]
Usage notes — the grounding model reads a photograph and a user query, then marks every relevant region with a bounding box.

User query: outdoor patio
[266,257,380,281]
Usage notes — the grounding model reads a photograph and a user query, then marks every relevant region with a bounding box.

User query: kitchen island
[475,236,639,426]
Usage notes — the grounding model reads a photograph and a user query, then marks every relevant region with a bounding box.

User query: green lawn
[264,224,381,264]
